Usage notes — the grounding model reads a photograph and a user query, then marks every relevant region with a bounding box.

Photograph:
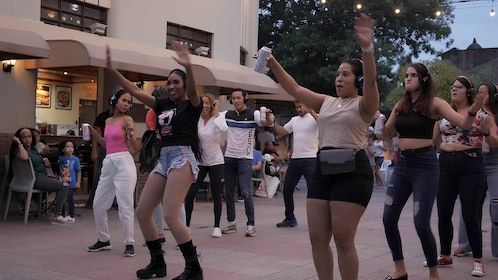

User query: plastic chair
[3,158,44,225]
[251,160,269,200]
[379,159,392,185]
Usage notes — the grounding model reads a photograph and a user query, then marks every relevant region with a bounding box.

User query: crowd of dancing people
[8,13,498,280]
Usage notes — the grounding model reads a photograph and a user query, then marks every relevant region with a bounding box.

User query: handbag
[319,149,357,175]
[139,130,160,173]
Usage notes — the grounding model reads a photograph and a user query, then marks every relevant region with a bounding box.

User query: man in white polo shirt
[273,100,318,227]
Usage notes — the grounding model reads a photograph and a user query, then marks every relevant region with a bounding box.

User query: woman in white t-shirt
[184,93,227,238]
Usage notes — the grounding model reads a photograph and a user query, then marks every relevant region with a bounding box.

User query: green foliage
[259,0,454,107]
[385,59,462,108]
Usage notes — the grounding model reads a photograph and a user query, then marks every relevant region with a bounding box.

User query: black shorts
[307,149,373,207]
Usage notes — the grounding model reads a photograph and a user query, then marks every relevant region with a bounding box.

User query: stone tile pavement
[1,174,497,279]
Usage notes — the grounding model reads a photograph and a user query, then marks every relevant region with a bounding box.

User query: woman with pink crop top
[87,89,140,257]
[106,41,203,280]
[381,65,483,280]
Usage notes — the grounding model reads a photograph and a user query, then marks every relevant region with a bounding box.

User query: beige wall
[0,0,40,21]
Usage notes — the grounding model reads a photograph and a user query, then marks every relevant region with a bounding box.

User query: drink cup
[254,46,272,73]
[260,106,267,122]
[82,123,91,141]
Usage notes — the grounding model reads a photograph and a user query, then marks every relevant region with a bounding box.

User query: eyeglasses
[450,85,465,91]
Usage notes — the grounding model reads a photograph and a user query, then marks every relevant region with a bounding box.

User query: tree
[259,0,454,107]
[385,59,462,108]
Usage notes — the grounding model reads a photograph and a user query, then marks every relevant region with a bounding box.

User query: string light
[491,0,496,16]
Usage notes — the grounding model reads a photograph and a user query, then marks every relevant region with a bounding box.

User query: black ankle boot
[136,239,167,279]
[173,244,203,280]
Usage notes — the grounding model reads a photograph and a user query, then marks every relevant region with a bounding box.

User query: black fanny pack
[319,148,357,175]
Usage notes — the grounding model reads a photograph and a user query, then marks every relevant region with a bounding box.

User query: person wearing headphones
[381,67,482,279]
[433,77,489,277]
[219,88,271,237]
[454,83,498,262]
[265,13,379,280]
[87,89,140,258]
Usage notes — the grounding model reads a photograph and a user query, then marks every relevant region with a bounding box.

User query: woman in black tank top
[380,64,483,280]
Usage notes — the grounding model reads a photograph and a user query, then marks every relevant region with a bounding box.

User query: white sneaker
[51,215,69,225]
[212,227,222,238]
[471,261,485,277]
[66,216,75,223]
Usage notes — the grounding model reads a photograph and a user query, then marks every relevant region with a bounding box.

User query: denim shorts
[152,145,199,182]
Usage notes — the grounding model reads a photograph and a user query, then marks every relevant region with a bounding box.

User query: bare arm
[273,121,289,137]
[171,41,201,107]
[89,125,106,149]
[309,109,319,122]
[75,170,81,189]
[106,45,155,108]
[432,121,441,149]
[266,57,325,112]
[124,116,140,154]
[434,97,476,130]
[252,161,262,171]
[381,103,400,140]
[13,137,28,160]
[355,13,380,123]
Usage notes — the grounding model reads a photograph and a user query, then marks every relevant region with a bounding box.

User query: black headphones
[229,88,249,104]
[110,89,130,107]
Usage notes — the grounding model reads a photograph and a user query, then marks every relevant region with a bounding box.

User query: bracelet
[468,110,477,117]
[361,43,374,53]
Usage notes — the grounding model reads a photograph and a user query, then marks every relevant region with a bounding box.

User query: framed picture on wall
[36,84,51,108]
[55,86,72,110]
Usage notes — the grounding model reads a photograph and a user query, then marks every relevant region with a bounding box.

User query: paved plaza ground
[1,174,497,279]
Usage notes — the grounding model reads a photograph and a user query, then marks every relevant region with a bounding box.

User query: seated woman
[10,127,68,224]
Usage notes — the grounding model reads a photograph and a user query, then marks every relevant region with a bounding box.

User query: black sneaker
[87,240,112,252]
[124,245,135,257]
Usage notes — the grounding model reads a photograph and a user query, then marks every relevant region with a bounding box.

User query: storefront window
[167,23,212,58]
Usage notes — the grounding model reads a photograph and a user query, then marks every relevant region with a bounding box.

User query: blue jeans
[383,149,439,267]
[283,158,315,220]
[438,149,485,258]
[224,157,254,226]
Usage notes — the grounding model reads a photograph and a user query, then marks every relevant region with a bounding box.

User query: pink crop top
[104,121,128,154]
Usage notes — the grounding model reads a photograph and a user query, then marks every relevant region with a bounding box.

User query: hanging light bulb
[492,0,496,17]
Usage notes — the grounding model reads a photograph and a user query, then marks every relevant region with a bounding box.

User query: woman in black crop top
[106,42,203,280]
[380,63,483,280]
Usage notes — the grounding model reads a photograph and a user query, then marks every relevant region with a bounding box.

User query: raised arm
[266,58,325,112]
[171,41,201,107]
[434,96,481,130]
[106,45,155,108]
[355,13,380,123]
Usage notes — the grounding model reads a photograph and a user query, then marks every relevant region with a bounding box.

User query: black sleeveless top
[394,110,436,139]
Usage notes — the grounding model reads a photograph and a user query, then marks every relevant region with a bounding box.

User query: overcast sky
[421,1,496,60]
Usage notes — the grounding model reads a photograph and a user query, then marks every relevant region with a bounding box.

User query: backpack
[139,130,160,173]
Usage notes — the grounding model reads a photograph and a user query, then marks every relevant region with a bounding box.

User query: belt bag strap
[319,149,356,175]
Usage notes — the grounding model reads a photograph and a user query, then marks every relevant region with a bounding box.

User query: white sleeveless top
[318,96,369,149]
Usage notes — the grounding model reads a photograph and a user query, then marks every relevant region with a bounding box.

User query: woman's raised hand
[106,45,114,69]
[354,13,375,49]
[172,41,192,68]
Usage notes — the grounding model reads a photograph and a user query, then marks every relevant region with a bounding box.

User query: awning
[26,39,178,81]
[0,27,50,60]
[246,84,294,101]
[190,55,279,94]
[0,14,279,93]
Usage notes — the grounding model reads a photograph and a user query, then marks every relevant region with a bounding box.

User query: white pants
[93,152,137,244]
